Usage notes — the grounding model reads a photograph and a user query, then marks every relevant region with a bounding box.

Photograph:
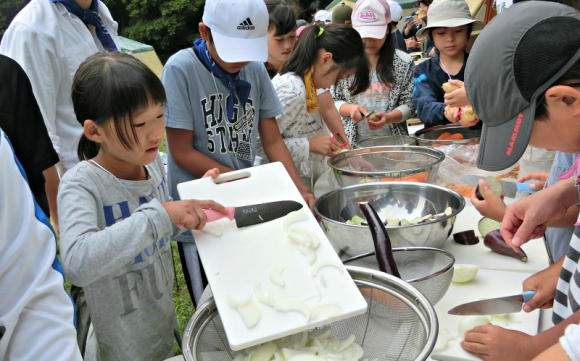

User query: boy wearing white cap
[411,0,483,127]
[459,2,580,360]
[162,0,314,304]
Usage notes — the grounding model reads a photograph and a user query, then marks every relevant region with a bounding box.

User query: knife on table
[201,200,303,228]
[460,175,538,198]
[448,290,536,315]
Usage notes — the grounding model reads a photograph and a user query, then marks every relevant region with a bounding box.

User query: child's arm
[258,117,315,208]
[532,342,571,361]
[413,67,447,126]
[317,90,350,149]
[58,175,224,287]
[166,127,234,177]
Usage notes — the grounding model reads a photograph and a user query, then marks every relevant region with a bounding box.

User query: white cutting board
[443,205,550,273]
[177,162,367,351]
[429,269,540,361]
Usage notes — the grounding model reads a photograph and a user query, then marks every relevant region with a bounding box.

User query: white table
[313,168,553,359]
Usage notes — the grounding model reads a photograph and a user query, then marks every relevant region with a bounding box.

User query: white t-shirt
[0,0,119,174]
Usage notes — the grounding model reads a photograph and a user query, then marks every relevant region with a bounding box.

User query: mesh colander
[343,247,455,306]
[182,266,438,361]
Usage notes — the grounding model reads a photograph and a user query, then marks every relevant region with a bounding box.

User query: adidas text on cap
[465,1,580,171]
[202,0,269,63]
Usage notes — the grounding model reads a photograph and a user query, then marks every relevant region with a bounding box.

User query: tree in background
[1,0,325,63]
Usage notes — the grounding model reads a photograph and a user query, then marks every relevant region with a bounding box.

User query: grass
[62,136,195,356]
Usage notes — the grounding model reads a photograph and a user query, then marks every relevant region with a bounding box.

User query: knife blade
[203,200,303,228]
[460,175,538,198]
[448,290,536,315]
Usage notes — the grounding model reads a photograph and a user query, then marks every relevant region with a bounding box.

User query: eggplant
[475,176,503,201]
[478,217,501,237]
[359,202,401,278]
[484,229,528,262]
[453,230,479,245]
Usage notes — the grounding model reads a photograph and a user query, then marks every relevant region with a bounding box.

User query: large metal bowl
[344,247,455,306]
[328,146,445,187]
[355,135,418,148]
[314,182,465,256]
[414,124,481,147]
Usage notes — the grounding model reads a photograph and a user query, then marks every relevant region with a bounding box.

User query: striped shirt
[553,224,580,324]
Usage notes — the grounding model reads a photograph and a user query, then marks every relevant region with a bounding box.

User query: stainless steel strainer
[182,266,438,361]
[343,247,455,306]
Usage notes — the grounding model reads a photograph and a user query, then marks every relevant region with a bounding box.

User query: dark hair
[308,0,324,15]
[535,59,580,120]
[266,0,299,36]
[428,24,473,41]
[375,30,397,85]
[72,52,166,161]
[280,24,370,95]
[414,0,433,6]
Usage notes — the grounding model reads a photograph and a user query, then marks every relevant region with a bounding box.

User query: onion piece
[253,281,273,307]
[275,299,311,320]
[201,224,223,237]
[318,273,327,288]
[310,301,341,320]
[310,259,344,277]
[248,341,277,361]
[227,294,261,329]
[269,265,287,287]
[433,333,449,353]
[458,315,490,337]
[284,211,310,232]
[289,227,320,249]
[298,245,317,265]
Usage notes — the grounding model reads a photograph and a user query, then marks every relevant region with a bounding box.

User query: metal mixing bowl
[314,182,465,256]
[182,266,438,361]
[355,135,418,148]
[344,248,455,306]
[328,146,444,187]
[414,124,481,147]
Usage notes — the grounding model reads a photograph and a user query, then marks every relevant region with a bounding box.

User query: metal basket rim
[327,145,445,176]
[342,247,455,283]
[181,266,438,361]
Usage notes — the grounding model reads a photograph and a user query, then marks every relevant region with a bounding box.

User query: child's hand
[349,105,368,122]
[163,200,226,230]
[444,105,460,123]
[366,112,388,130]
[517,172,549,191]
[461,325,536,361]
[308,135,343,157]
[444,80,469,108]
[521,263,560,312]
[458,115,480,128]
[470,179,506,221]
[405,37,418,50]
[202,168,220,179]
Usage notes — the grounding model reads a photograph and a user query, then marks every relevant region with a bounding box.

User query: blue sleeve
[412,66,447,127]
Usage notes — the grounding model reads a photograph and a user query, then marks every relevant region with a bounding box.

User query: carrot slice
[446,133,465,140]
[437,132,452,140]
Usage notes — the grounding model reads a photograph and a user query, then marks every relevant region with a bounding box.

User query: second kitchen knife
[203,200,303,228]
[448,290,536,315]
[460,175,537,198]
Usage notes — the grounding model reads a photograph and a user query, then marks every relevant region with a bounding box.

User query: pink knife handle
[204,207,235,222]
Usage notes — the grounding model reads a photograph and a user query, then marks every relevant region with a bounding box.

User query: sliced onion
[298,245,317,265]
[458,315,490,337]
[253,280,273,307]
[269,265,287,287]
[433,333,449,353]
[310,301,341,320]
[275,299,311,320]
[227,294,261,329]
[310,260,344,277]
[248,341,277,361]
[318,273,327,288]
[289,227,320,249]
[201,224,223,237]
[284,211,310,232]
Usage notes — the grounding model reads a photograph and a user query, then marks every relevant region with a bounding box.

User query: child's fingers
[197,200,227,213]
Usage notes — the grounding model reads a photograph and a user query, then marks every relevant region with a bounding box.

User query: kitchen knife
[448,290,536,315]
[203,200,303,228]
[460,175,538,198]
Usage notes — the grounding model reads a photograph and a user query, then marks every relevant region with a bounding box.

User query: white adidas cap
[202,0,269,63]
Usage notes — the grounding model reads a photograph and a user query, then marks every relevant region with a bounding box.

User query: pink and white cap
[352,0,392,39]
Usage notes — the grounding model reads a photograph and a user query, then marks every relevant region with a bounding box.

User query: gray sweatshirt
[58,156,179,361]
